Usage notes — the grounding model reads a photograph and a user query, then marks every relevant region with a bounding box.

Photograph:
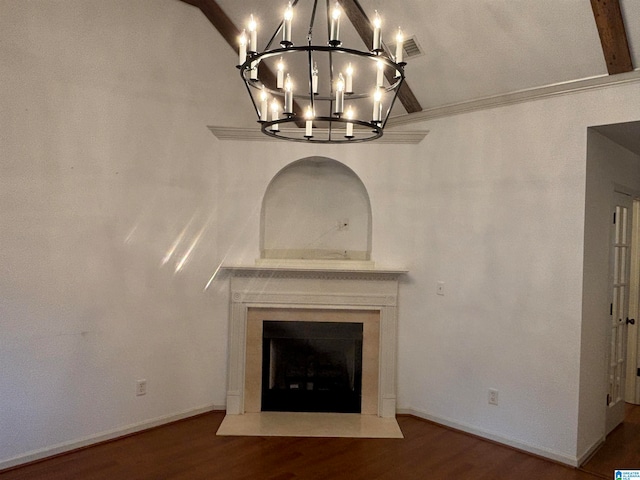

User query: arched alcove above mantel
[260,157,372,265]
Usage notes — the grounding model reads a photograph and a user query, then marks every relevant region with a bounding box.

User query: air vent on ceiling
[385,35,424,59]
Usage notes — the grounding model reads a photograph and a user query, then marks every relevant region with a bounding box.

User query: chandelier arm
[264,23,283,52]
[240,68,262,119]
[260,116,382,143]
[307,41,315,113]
[381,76,404,128]
[326,0,336,97]
[309,0,319,38]
[245,46,400,69]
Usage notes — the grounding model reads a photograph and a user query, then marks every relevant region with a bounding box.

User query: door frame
[605,190,633,434]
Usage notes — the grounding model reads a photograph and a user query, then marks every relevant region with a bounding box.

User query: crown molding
[207,126,428,144]
[387,69,640,127]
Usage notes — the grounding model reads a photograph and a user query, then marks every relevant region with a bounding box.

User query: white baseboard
[397,407,579,467]
[0,404,225,471]
[576,436,605,467]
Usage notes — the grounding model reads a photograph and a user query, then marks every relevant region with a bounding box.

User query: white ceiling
[206,0,640,148]
[214,0,639,110]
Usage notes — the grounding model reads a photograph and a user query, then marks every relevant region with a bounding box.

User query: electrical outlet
[436,281,445,296]
[488,388,499,406]
[136,379,147,396]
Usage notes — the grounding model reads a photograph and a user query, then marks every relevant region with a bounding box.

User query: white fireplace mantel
[222,263,406,418]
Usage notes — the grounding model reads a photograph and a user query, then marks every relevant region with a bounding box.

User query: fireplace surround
[224,264,404,418]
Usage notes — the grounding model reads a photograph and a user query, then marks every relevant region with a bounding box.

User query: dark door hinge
[637,368,640,377]
[610,303,613,315]
[613,211,617,224]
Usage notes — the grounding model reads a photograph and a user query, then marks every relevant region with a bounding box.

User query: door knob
[627,317,636,325]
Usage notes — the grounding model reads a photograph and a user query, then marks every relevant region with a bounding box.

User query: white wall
[3,0,640,470]
[579,130,640,457]
[0,0,231,467]
[208,82,640,465]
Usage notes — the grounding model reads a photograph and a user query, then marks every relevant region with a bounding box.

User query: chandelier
[237,0,407,143]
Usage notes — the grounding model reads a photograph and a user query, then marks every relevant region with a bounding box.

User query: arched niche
[260,157,372,262]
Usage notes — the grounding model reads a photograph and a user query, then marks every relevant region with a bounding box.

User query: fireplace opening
[261,321,363,413]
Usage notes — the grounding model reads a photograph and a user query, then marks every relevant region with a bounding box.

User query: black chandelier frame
[237,0,407,143]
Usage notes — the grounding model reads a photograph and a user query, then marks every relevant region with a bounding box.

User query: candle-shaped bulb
[345,63,354,93]
[312,62,319,94]
[335,73,345,114]
[238,30,247,65]
[270,99,280,131]
[282,2,293,45]
[277,57,285,88]
[329,1,341,45]
[373,87,382,122]
[376,59,384,87]
[284,3,293,21]
[304,105,314,138]
[259,88,269,122]
[248,14,258,52]
[395,27,404,63]
[284,74,293,114]
[372,11,382,51]
[345,106,354,138]
[332,3,341,21]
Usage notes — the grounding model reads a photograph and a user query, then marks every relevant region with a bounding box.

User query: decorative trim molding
[233,292,397,306]
[387,69,640,127]
[210,72,640,137]
[208,126,429,144]
[0,405,222,471]
[222,265,407,278]
[225,267,403,418]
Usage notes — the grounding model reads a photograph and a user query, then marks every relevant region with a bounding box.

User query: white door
[606,191,634,434]
[625,199,640,405]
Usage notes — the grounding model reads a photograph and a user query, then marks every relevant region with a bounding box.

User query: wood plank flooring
[2,407,638,480]
[579,403,640,479]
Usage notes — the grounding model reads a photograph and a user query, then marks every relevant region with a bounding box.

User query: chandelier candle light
[237,0,407,143]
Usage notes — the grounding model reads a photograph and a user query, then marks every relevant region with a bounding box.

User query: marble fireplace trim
[224,265,406,418]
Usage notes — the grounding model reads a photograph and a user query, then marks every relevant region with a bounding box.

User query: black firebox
[261,321,363,413]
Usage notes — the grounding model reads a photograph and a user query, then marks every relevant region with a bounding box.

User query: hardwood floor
[579,403,640,479]
[3,408,638,480]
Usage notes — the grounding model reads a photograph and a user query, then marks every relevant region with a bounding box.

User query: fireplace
[262,320,363,413]
[223,265,404,418]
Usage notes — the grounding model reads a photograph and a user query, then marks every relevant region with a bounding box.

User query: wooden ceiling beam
[182,0,422,118]
[340,0,423,114]
[180,0,305,124]
[590,0,633,75]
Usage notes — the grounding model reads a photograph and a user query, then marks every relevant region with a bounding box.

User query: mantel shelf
[221,262,408,276]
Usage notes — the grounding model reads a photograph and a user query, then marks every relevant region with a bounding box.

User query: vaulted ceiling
[181,0,639,130]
